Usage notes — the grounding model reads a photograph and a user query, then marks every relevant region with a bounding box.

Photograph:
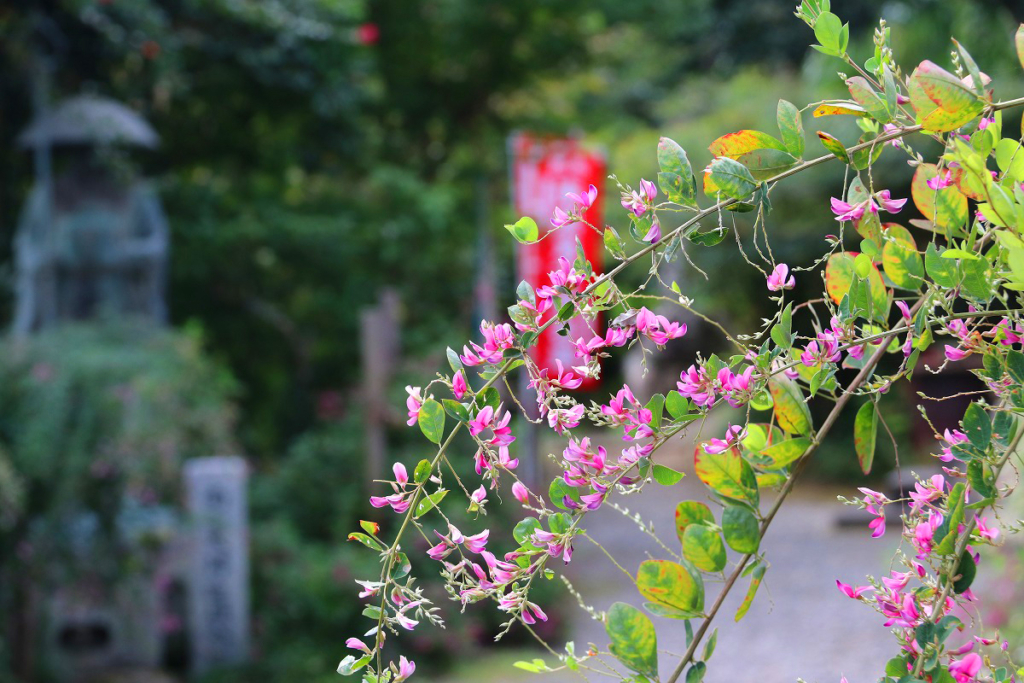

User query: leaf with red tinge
[854,401,878,475]
[767,378,812,436]
[735,564,766,621]
[908,60,985,133]
[817,131,850,163]
[708,130,786,159]
[812,102,868,118]
[694,444,759,506]
[636,559,704,613]
[847,77,891,122]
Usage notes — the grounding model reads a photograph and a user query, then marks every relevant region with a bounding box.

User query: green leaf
[962,402,992,450]
[882,224,925,290]
[475,387,501,411]
[847,76,891,122]
[513,517,542,546]
[346,532,384,551]
[813,11,844,53]
[694,444,759,506]
[925,243,959,287]
[513,659,550,673]
[446,347,464,372]
[952,550,977,594]
[414,488,448,518]
[854,402,878,475]
[777,99,804,157]
[997,139,1024,183]
[549,477,582,511]
[686,662,707,683]
[1007,350,1024,385]
[817,131,850,163]
[771,303,793,349]
[767,377,812,435]
[825,252,888,320]
[759,436,810,469]
[735,148,798,181]
[666,391,691,419]
[606,602,659,680]
[722,506,760,554]
[505,216,539,244]
[682,523,727,572]
[735,564,766,621]
[441,399,470,422]
[389,551,411,579]
[418,399,446,444]
[636,559,704,613]
[653,464,685,486]
[337,655,371,676]
[912,164,968,234]
[413,459,432,484]
[658,137,698,208]
[645,393,666,428]
[707,157,757,200]
[675,501,715,542]
[703,628,718,662]
[604,226,626,259]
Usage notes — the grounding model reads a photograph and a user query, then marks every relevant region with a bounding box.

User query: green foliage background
[2,0,1024,678]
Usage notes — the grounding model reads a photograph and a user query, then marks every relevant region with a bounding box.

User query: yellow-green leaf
[694,444,760,506]
[881,224,925,290]
[767,377,812,435]
[606,602,659,679]
[854,402,878,475]
[636,559,704,613]
[912,164,968,234]
[682,523,727,572]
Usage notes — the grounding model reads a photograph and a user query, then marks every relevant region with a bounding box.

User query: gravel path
[520,428,902,683]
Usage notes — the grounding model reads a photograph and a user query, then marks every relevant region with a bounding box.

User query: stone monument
[184,456,250,673]
[14,94,168,335]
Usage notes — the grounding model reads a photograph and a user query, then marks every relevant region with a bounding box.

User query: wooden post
[360,290,400,482]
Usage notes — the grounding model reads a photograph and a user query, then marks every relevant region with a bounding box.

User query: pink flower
[406,386,425,426]
[927,170,953,190]
[551,206,572,228]
[704,424,745,454]
[719,366,756,408]
[452,370,468,400]
[567,184,599,211]
[859,487,888,538]
[976,517,999,542]
[948,653,982,683]
[767,263,796,291]
[801,333,841,367]
[346,637,372,655]
[881,571,912,591]
[635,307,686,345]
[836,580,872,599]
[393,463,408,487]
[511,481,530,504]
[678,364,716,409]
[470,486,487,505]
[464,530,489,553]
[945,345,970,361]
[548,404,585,435]
[395,655,417,682]
[939,429,969,462]
[830,197,867,222]
[643,220,662,243]
[978,117,995,131]
[883,123,902,147]
[874,189,907,213]
[621,179,658,216]
[909,474,945,512]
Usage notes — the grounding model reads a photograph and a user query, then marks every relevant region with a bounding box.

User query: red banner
[509,133,605,390]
